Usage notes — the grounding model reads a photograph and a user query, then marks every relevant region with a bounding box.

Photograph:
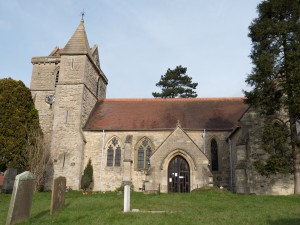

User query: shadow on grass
[31,202,71,220]
[268,218,300,225]
[64,202,71,209]
[31,210,49,220]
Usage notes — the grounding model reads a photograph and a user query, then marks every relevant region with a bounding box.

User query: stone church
[30,20,294,195]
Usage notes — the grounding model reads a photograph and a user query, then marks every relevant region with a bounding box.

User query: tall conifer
[244,0,300,194]
[0,78,40,171]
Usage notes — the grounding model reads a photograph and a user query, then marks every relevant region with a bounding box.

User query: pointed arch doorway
[168,156,190,193]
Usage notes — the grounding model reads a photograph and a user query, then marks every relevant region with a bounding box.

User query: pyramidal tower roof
[62,20,92,55]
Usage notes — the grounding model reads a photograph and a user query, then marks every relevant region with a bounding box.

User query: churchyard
[0,188,299,225]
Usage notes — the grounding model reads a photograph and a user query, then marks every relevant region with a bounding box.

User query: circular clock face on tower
[45,94,55,105]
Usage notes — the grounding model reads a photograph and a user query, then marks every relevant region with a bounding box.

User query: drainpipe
[203,129,206,154]
[100,130,106,191]
[228,138,233,191]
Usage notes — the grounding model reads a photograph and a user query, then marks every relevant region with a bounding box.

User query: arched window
[211,139,218,171]
[136,137,153,170]
[106,137,122,167]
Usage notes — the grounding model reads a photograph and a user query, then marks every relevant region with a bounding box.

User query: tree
[26,128,51,192]
[0,78,40,171]
[254,122,293,176]
[81,159,93,191]
[244,0,300,194]
[152,65,198,98]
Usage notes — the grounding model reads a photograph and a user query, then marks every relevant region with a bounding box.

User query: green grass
[0,190,299,225]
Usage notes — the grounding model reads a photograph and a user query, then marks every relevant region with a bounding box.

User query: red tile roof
[83,98,249,131]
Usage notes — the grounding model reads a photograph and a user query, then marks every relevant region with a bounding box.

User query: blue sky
[0,0,262,98]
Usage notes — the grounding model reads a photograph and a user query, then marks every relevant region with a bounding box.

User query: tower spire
[61,19,91,56]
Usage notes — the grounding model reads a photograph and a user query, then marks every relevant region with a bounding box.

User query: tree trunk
[290,116,300,194]
[295,149,300,194]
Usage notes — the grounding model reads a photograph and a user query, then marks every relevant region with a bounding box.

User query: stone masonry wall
[98,77,106,99]
[205,131,231,189]
[30,60,59,138]
[49,55,88,190]
[31,60,59,90]
[51,83,86,189]
[83,129,230,192]
[30,58,60,190]
[232,108,294,195]
[85,59,98,96]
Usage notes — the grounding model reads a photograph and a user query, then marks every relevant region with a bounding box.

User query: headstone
[0,172,4,192]
[50,176,66,215]
[6,171,35,225]
[2,168,20,194]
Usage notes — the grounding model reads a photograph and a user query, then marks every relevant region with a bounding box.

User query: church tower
[30,19,108,189]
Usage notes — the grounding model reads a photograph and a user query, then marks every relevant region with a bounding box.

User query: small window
[211,139,218,171]
[106,137,122,167]
[55,71,59,87]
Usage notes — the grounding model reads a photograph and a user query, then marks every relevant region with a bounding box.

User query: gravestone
[50,176,66,215]
[2,168,20,194]
[0,172,4,193]
[6,171,35,225]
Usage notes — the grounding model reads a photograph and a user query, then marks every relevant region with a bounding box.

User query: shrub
[81,159,93,191]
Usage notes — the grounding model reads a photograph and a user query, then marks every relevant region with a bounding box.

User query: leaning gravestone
[6,171,35,225]
[2,168,20,194]
[50,176,66,215]
[0,172,4,193]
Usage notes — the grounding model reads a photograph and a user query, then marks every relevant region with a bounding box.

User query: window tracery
[106,137,122,167]
[136,137,153,170]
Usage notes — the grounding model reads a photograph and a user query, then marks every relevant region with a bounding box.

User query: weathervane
[81,9,85,21]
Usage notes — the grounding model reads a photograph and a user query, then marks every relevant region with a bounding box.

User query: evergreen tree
[81,159,93,191]
[254,122,293,176]
[0,78,40,171]
[152,65,198,98]
[244,0,300,193]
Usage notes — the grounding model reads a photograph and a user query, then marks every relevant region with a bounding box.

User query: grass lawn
[0,189,299,225]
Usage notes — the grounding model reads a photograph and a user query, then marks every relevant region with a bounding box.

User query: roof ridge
[99,97,245,102]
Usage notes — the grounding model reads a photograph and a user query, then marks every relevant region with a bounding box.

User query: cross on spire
[81,10,85,22]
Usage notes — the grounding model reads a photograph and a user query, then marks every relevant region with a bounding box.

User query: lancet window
[211,139,219,171]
